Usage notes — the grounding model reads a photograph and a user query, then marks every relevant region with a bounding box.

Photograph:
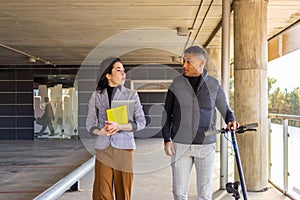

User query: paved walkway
[0,139,91,200]
[0,138,290,200]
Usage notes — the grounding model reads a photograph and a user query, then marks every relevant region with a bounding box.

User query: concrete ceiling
[0,0,299,66]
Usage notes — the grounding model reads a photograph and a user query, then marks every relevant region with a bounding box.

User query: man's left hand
[227,121,239,131]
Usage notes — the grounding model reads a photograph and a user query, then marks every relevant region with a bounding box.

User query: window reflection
[34,75,78,139]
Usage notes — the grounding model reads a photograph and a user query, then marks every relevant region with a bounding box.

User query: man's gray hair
[184,46,206,60]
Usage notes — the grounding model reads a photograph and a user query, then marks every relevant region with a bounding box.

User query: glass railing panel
[288,123,300,199]
[270,123,284,189]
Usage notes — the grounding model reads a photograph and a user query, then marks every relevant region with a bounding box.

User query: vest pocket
[198,107,213,127]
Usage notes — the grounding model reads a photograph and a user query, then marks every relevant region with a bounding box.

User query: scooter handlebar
[236,123,258,133]
[204,129,224,136]
[204,123,258,136]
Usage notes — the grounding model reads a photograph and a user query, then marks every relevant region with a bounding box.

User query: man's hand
[227,121,239,131]
[164,141,175,156]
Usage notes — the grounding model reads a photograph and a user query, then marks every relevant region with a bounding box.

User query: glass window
[33,75,78,139]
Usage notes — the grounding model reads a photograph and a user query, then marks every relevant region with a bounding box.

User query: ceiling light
[171,56,183,64]
[28,57,36,63]
[176,27,189,36]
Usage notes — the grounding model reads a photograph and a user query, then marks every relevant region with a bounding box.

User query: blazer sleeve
[86,91,99,134]
[132,91,146,131]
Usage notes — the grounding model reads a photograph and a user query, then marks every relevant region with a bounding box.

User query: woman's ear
[106,73,111,80]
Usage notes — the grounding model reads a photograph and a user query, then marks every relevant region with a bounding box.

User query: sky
[267,49,300,92]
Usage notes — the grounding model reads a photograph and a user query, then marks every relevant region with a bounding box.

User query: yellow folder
[106,105,128,124]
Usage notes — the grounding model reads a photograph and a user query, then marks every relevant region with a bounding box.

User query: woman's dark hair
[96,57,122,92]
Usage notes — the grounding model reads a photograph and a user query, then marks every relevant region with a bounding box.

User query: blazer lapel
[98,89,110,108]
[113,86,128,100]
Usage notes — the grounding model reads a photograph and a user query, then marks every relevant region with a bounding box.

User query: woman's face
[106,62,126,87]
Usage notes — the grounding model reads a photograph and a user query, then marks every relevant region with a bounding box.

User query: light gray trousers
[171,143,216,200]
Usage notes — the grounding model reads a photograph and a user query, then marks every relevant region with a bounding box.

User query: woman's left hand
[105,121,120,135]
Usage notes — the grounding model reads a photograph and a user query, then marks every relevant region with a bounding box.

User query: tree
[269,87,285,114]
[268,77,300,127]
[268,77,277,94]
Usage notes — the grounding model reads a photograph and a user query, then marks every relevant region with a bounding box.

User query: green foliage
[227,77,299,126]
[268,77,300,126]
[268,77,277,94]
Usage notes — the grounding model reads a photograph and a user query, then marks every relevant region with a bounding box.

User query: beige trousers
[93,146,133,200]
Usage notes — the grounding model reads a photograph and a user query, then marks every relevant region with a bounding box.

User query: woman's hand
[105,121,120,135]
[92,122,118,136]
[93,121,133,136]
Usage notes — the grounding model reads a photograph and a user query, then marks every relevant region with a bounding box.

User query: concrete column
[206,48,222,82]
[206,48,222,152]
[233,0,268,191]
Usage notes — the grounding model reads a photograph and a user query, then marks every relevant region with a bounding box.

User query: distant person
[37,97,55,136]
[162,46,239,200]
[86,57,146,200]
[54,97,64,135]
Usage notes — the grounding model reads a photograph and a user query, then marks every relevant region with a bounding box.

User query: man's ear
[106,73,111,80]
[200,59,206,67]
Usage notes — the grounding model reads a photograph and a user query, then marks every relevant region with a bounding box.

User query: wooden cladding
[268,23,300,61]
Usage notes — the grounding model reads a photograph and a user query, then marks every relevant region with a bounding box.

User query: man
[38,96,55,136]
[162,46,238,200]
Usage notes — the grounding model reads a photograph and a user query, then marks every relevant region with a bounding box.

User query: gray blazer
[86,86,146,150]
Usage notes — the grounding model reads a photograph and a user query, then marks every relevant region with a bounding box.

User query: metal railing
[268,113,300,199]
[33,156,95,200]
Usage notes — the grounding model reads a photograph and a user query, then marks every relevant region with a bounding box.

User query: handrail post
[283,119,289,193]
[268,118,272,181]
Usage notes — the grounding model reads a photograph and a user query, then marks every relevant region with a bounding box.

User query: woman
[86,57,146,200]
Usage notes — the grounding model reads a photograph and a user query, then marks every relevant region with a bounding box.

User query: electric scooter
[205,123,258,200]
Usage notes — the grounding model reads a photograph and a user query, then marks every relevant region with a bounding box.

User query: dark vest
[170,73,220,144]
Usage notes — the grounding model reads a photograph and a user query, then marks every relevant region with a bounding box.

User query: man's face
[182,53,206,77]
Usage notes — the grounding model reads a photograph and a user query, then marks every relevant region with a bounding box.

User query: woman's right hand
[93,124,115,136]
[101,123,117,136]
